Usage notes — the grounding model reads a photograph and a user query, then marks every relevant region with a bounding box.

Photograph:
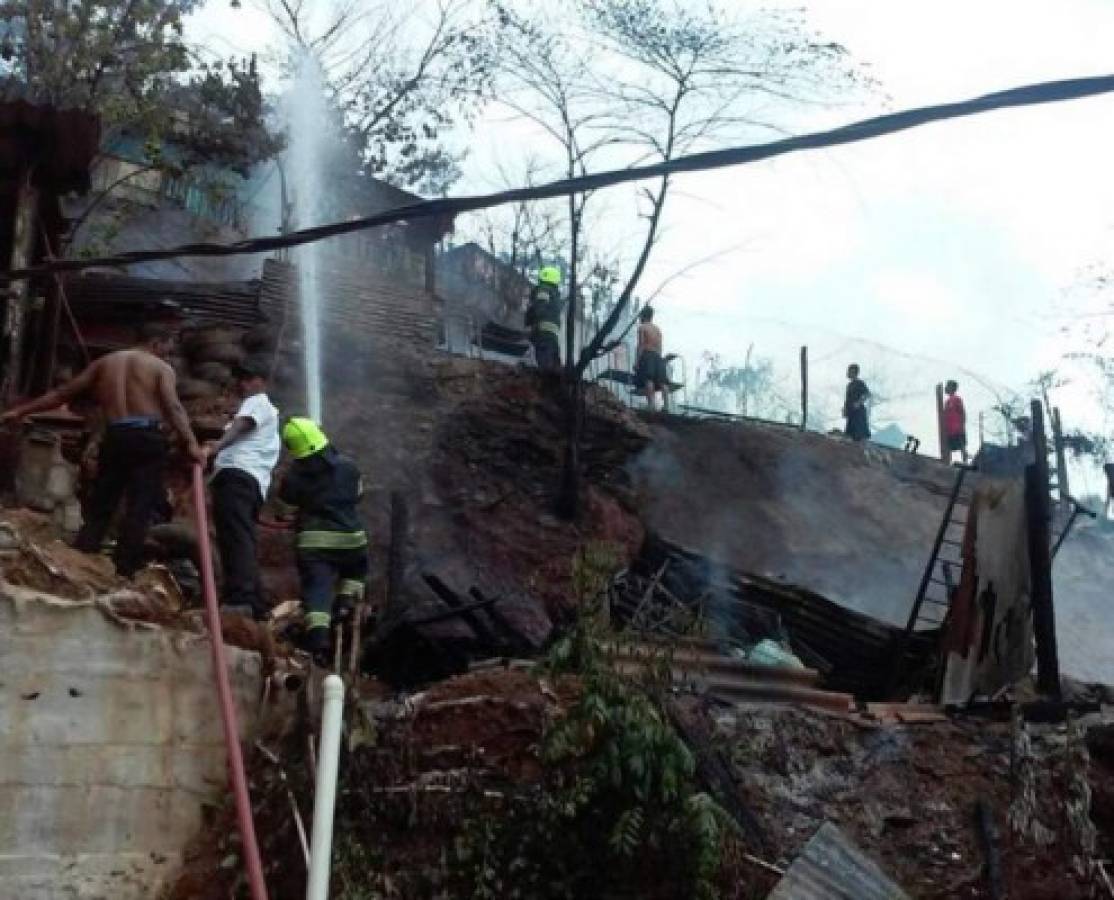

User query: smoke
[284,53,330,422]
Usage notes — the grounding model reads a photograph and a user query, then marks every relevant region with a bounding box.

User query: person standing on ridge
[842,363,871,442]
[634,306,670,412]
[277,417,368,664]
[0,322,204,577]
[204,358,281,621]
[525,266,565,371]
[943,379,969,464]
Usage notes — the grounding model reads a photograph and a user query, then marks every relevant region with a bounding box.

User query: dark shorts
[947,433,967,451]
[634,350,669,389]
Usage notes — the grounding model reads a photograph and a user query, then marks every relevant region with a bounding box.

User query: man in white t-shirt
[204,357,280,620]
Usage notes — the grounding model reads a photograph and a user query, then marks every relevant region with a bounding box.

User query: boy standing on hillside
[943,379,968,464]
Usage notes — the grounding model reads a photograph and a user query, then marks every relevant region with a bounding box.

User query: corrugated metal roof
[258,258,437,349]
[645,540,938,699]
[767,823,910,900]
[65,272,263,328]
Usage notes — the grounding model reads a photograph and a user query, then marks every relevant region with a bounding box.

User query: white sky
[189,1,1114,495]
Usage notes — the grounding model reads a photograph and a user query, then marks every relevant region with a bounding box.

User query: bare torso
[90,350,172,420]
[638,323,663,355]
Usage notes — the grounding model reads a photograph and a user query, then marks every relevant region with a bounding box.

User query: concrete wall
[0,584,271,900]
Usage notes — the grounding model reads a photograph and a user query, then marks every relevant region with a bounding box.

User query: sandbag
[189,341,246,366]
[177,377,222,401]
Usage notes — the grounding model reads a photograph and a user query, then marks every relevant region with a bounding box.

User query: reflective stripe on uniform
[305,611,331,629]
[296,530,368,550]
[337,578,365,599]
[537,321,561,336]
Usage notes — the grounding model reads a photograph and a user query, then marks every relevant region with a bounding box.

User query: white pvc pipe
[306,674,345,900]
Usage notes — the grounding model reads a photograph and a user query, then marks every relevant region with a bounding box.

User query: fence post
[799,346,808,431]
[935,383,947,461]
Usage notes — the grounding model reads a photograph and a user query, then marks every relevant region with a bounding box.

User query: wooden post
[1027,399,1060,699]
[799,345,808,431]
[935,382,947,461]
[1050,407,1070,506]
[2,173,39,405]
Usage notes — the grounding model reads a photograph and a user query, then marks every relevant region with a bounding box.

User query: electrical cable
[6,73,1114,281]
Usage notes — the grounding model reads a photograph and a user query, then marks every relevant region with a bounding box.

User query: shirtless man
[0,322,203,577]
[634,306,670,412]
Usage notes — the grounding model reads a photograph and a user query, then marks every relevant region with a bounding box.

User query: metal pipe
[191,465,269,900]
[307,673,345,900]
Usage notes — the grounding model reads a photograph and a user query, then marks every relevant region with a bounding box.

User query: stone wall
[0,584,273,900]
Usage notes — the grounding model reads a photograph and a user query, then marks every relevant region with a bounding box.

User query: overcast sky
[190,1,1114,495]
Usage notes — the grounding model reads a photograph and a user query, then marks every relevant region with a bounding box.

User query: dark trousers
[211,468,265,616]
[531,331,561,371]
[75,425,167,577]
[298,547,369,630]
[845,410,870,442]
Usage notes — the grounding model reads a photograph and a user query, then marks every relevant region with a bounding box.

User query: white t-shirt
[214,393,281,497]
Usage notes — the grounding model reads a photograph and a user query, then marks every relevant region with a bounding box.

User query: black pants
[845,410,870,442]
[298,547,369,631]
[75,425,167,577]
[531,331,561,371]
[211,468,266,617]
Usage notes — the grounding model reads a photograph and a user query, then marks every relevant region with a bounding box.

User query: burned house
[435,241,532,354]
[0,101,99,405]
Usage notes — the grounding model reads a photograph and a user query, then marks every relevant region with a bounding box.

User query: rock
[0,522,18,551]
[177,378,222,401]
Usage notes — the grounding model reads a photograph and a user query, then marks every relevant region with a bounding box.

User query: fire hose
[191,464,270,900]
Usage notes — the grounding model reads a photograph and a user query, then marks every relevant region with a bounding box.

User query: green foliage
[0,3,279,177]
[452,596,728,899]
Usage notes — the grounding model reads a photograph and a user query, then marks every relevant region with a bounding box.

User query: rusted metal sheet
[940,480,1033,705]
[258,258,437,349]
[65,273,263,329]
[767,822,909,900]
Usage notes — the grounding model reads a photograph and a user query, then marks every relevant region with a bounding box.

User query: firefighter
[277,417,368,664]
[525,266,565,371]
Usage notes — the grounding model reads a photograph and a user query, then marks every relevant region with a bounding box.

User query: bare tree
[491,0,867,516]
[260,0,499,193]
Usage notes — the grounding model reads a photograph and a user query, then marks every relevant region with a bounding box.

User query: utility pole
[935,383,947,462]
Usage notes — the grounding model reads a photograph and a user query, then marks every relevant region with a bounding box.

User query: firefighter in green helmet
[277,416,368,665]
[525,266,565,371]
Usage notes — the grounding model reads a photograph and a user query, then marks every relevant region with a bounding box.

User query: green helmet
[282,417,329,459]
[538,266,561,287]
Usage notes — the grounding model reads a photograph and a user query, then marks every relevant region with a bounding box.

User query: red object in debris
[191,465,270,900]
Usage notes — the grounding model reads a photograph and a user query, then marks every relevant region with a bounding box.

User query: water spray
[286,53,329,422]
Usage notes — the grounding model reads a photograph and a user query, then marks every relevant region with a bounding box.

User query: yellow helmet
[282,417,329,459]
[538,266,561,287]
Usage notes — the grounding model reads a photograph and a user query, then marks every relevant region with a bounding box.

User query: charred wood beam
[664,698,770,855]
[1026,401,1060,699]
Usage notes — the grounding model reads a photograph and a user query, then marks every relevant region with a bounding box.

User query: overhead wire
[6,73,1114,281]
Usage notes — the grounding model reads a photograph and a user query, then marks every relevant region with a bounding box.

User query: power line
[7,72,1114,281]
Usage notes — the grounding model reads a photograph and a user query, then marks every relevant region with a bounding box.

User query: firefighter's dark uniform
[278,445,368,656]
[525,283,565,371]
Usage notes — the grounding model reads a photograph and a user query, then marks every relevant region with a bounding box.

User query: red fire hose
[191,464,270,900]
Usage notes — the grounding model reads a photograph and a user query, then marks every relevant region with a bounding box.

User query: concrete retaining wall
[0,584,270,900]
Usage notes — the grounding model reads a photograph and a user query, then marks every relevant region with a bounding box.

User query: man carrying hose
[277,417,368,664]
[0,322,204,577]
[204,357,280,621]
